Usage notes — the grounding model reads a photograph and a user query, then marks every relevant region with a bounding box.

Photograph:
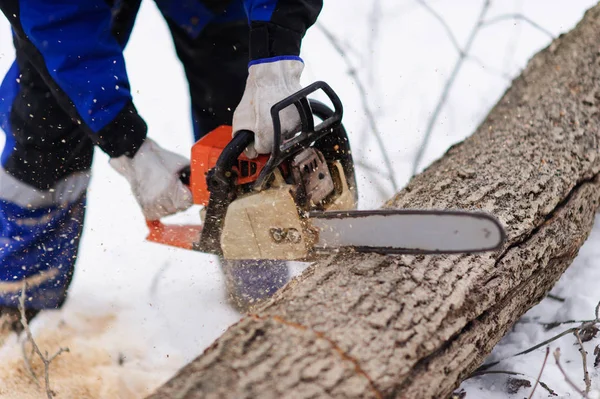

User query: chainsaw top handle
[210,81,342,191]
[258,81,343,189]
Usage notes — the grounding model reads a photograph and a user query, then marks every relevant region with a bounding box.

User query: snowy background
[1,0,600,398]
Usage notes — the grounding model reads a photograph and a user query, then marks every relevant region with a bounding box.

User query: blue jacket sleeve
[243,0,323,61]
[0,0,146,158]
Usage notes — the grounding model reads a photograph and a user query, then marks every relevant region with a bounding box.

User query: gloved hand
[109,138,193,220]
[232,58,304,158]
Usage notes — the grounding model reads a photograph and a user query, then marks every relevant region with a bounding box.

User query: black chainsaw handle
[209,81,342,191]
[254,81,343,190]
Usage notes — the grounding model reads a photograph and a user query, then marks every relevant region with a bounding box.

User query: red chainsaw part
[146,220,202,250]
[190,125,269,206]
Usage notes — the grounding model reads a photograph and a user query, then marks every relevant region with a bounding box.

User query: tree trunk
[148,5,600,399]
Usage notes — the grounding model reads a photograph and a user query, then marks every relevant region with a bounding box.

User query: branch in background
[354,160,394,201]
[480,328,580,371]
[414,0,513,81]
[411,1,557,175]
[527,347,550,399]
[547,293,567,302]
[149,261,171,303]
[466,368,556,397]
[366,0,382,89]
[316,23,398,194]
[21,338,39,387]
[19,283,69,399]
[479,300,600,372]
[554,348,588,398]
[411,0,492,175]
[475,301,600,398]
[574,330,592,394]
[517,317,596,331]
[414,0,463,55]
[466,54,513,80]
[482,14,555,39]
[355,159,394,181]
[417,0,512,82]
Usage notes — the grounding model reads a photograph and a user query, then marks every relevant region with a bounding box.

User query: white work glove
[232,58,304,158]
[109,138,193,220]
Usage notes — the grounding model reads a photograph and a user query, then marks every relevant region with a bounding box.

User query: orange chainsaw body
[146,125,269,250]
[190,125,269,206]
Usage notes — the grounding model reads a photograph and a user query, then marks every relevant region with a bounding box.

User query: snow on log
[148,5,600,399]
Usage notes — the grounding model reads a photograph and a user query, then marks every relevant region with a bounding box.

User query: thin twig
[355,159,393,180]
[20,338,40,386]
[366,0,382,89]
[467,369,523,378]
[554,347,588,398]
[149,261,171,302]
[465,54,513,80]
[19,282,69,399]
[478,326,579,370]
[527,347,550,399]
[415,0,512,82]
[574,330,592,394]
[316,23,398,193]
[414,0,462,54]
[411,0,492,175]
[355,161,394,200]
[467,369,556,396]
[542,319,595,331]
[547,293,566,302]
[481,14,555,39]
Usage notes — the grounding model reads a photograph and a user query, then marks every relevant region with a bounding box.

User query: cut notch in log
[148,5,600,399]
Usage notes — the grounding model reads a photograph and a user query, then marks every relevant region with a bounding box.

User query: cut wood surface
[148,5,600,399]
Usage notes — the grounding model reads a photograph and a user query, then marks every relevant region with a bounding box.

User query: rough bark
[148,5,600,399]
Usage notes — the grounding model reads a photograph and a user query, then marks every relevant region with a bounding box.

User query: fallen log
[148,5,600,398]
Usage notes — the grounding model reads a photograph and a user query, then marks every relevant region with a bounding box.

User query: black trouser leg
[166,18,250,140]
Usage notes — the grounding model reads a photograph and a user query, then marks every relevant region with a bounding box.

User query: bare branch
[554,348,588,398]
[355,160,394,201]
[574,330,592,394]
[482,14,555,39]
[416,0,513,82]
[466,54,513,80]
[414,0,463,54]
[20,338,40,387]
[478,326,579,370]
[411,0,492,175]
[467,368,556,397]
[150,261,171,302]
[527,347,550,399]
[366,0,382,88]
[19,282,69,399]
[547,293,566,302]
[316,23,398,193]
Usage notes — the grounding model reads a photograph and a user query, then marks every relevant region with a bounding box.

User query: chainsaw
[146,81,506,260]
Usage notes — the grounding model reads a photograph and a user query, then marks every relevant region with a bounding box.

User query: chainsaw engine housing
[221,153,356,260]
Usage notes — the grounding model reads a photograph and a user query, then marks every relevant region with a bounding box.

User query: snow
[0,1,599,398]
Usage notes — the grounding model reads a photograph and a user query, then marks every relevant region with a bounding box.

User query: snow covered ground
[0,1,599,398]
